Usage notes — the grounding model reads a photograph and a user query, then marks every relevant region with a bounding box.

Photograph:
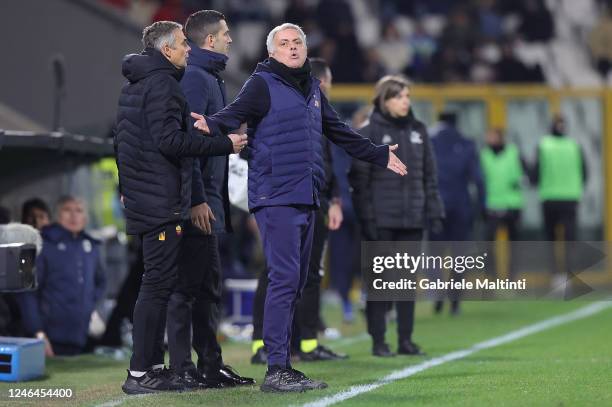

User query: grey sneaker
[290,368,328,390]
[260,367,307,393]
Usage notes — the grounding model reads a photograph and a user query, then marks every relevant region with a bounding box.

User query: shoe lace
[280,369,302,384]
[289,368,307,380]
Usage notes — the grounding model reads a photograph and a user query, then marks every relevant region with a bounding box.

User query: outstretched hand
[387,144,407,176]
[191,112,210,134]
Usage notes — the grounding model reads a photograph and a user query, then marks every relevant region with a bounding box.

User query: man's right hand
[387,144,407,176]
[228,133,248,154]
[191,202,216,234]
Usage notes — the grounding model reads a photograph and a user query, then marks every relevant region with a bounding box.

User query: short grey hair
[142,21,182,51]
[266,23,307,54]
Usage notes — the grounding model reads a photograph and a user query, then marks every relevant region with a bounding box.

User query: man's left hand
[191,112,210,134]
[387,144,407,176]
[327,203,343,230]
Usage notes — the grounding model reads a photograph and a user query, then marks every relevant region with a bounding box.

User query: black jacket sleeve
[421,124,445,219]
[191,158,207,206]
[145,75,233,158]
[320,93,389,168]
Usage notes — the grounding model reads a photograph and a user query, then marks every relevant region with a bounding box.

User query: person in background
[21,198,51,231]
[533,115,587,287]
[17,196,106,356]
[430,111,486,315]
[480,128,527,280]
[327,105,372,325]
[350,75,444,357]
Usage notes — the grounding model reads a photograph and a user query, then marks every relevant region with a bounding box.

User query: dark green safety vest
[480,144,524,210]
[538,135,583,201]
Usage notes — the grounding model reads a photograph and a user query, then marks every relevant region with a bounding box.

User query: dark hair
[0,206,10,225]
[21,198,50,224]
[372,75,411,115]
[310,58,330,81]
[185,10,226,47]
[439,111,458,127]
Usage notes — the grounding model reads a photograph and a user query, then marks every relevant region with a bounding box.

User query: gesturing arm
[204,75,270,137]
[320,93,406,176]
[145,75,233,157]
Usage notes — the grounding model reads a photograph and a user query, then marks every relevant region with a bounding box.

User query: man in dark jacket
[114,20,246,394]
[168,10,253,388]
[430,112,486,314]
[17,196,106,357]
[194,23,407,392]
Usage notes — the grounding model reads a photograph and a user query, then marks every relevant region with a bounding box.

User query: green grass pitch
[1,300,610,406]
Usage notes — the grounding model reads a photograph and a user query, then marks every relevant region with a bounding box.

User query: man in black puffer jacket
[349,75,444,358]
[114,20,246,395]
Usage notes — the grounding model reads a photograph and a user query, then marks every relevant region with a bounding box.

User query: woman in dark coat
[350,75,444,357]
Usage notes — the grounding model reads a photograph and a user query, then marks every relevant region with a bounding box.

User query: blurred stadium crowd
[100,0,612,86]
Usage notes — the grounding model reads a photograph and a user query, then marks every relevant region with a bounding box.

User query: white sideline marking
[95,393,153,407]
[300,301,612,407]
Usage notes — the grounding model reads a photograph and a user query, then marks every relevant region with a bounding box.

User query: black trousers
[366,228,423,345]
[543,201,577,242]
[542,200,578,275]
[130,222,182,372]
[252,209,328,343]
[167,223,223,374]
[484,209,521,279]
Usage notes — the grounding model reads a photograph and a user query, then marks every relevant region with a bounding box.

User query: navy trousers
[254,205,315,368]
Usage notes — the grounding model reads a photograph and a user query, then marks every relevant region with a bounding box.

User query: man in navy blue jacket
[115,21,247,395]
[18,196,106,357]
[168,10,253,388]
[195,23,407,392]
[430,112,486,315]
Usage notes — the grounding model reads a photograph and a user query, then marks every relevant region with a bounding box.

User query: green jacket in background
[538,135,584,201]
[480,144,524,210]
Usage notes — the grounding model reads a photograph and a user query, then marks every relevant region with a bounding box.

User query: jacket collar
[41,223,94,243]
[187,41,228,76]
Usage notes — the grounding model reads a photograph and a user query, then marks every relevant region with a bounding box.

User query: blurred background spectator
[17,196,106,356]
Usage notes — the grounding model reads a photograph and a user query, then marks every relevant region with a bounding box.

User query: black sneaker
[121,368,185,395]
[372,342,395,357]
[299,345,349,362]
[260,367,307,393]
[203,365,256,387]
[397,340,425,356]
[251,346,268,365]
[290,368,328,390]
